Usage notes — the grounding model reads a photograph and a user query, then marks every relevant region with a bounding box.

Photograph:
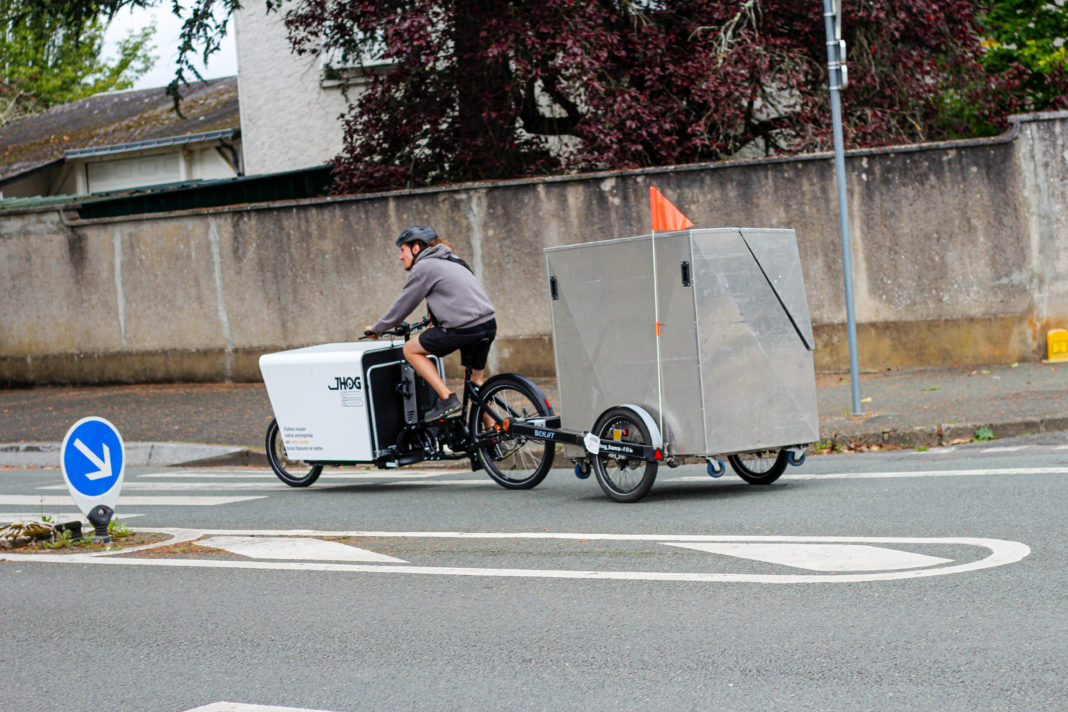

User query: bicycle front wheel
[469,375,555,489]
[265,418,323,487]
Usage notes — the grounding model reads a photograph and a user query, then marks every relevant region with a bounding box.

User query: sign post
[822,0,863,415]
[61,417,126,542]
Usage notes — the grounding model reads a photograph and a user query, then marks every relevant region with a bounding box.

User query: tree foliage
[0,0,155,125]
[980,0,1068,111]
[14,1,1068,191]
[281,0,1031,193]
[0,0,240,111]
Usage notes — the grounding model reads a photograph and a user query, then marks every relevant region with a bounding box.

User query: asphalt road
[2,438,1066,712]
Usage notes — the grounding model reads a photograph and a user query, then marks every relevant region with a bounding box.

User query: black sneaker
[424,393,462,422]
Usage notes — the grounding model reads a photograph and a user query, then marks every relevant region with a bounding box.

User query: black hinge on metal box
[550,276,559,300]
[681,261,691,287]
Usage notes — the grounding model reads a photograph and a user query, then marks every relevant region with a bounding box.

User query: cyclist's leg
[457,328,495,425]
[403,336,452,400]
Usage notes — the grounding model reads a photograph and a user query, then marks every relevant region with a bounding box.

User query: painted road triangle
[664,542,952,572]
[199,536,407,563]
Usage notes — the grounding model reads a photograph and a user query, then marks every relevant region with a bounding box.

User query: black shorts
[418,318,497,370]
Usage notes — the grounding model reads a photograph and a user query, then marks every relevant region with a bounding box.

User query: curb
[820,416,1068,450]
[0,442,258,468]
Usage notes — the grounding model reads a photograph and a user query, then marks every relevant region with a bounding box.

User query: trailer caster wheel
[706,459,725,478]
[728,449,789,485]
[787,450,806,466]
[574,461,591,479]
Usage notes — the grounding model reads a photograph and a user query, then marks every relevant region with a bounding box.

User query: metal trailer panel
[546,235,660,439]
[690,229,819,454]
[545,228,819,458]
[653,232,704,452]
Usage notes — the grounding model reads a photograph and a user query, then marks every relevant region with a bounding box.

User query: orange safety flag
[649,186,694,232]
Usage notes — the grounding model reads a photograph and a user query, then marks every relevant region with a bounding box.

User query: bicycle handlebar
[360,315,431,340]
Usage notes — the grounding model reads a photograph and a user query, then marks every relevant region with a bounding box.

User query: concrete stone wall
[2,111,1066,384]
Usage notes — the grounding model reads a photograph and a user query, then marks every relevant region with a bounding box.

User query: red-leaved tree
[281,0,1023,193]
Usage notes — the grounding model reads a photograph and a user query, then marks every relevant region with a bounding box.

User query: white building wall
[234,2,350,175]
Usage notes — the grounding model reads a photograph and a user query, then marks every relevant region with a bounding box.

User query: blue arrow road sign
[61,416,125,514]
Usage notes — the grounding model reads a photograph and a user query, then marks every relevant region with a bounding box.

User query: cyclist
[365,225,497,422]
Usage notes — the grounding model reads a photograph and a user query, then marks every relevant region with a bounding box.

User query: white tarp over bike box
[544,227,819,458]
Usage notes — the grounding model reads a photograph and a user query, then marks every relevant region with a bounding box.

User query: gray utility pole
[822,0,863,415]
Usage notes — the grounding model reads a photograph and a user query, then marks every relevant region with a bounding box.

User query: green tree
[0,0,155,125]
[3,0,242,111]
[980,0,1068,110]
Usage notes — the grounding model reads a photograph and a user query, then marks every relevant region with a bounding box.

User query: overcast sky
[101,3,238,90]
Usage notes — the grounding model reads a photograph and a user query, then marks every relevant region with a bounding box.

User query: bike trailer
[544,227,819,462]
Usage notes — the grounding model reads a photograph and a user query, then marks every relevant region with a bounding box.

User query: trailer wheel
[591,406,658,503]
[265,418,323,487]
[727,449,788,485]
[470,374,555,489]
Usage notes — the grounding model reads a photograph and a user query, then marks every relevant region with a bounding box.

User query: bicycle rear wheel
[469,375,555,489]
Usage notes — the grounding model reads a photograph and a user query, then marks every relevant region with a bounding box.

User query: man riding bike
[365,225,497,422]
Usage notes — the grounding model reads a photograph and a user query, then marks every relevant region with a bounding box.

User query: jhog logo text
[328,376,362,391]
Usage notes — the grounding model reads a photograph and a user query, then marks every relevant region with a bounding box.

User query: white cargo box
[259,342,443,463]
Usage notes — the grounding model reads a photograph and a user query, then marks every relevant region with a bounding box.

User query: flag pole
[650,224,665,438]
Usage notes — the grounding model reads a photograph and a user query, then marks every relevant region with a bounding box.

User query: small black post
[86,504,114,543]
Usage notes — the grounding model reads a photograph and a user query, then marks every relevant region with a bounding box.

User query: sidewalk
[2,362,1066,467]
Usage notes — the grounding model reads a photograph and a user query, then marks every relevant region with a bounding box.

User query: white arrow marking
[74,438,112,480]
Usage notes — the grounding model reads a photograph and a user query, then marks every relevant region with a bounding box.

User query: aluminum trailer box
[259,342,442,463]
[545,227,819,458]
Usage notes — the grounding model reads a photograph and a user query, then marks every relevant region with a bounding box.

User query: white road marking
[199,536,407,563]
[0,512,144,524]
[664,542,952,572]
[137,471,446,479]
[185,703,342,712]
[910,447,956,454]
[1,530,1029,584]
[35,479,491,490]
[0,495,265,506]
[671,466,1068,483]
[39,482,295,491]
[981,446,1028,453]
[783,467,1068,480]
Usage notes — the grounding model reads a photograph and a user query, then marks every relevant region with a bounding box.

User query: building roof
[0,77,239,186]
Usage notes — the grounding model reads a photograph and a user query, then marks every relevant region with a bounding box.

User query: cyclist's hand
[363,326,379,340]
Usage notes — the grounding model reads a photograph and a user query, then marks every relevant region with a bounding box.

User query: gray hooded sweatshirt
[373,243,495,334]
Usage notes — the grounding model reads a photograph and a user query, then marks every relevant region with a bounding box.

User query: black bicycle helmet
[396,225,438,247]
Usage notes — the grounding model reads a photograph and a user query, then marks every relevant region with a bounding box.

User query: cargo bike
[260,227,820,502]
